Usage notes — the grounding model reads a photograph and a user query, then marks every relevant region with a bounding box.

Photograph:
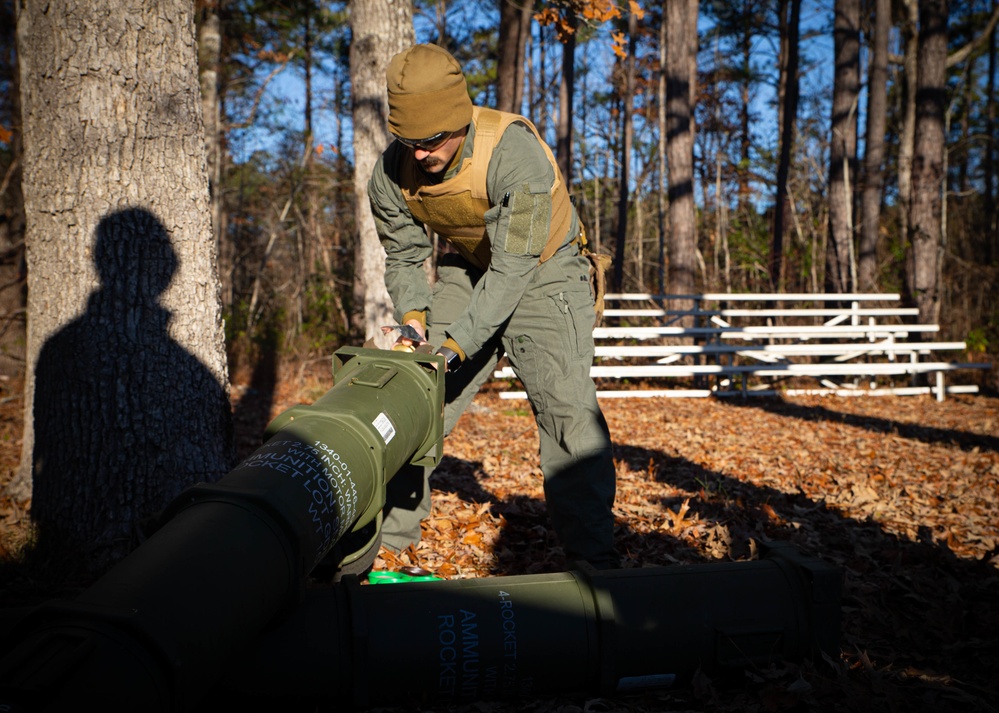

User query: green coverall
[368,117,618,569]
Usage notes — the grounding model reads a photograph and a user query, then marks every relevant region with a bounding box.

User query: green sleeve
[444,123,568,357]
[368,150,434,322]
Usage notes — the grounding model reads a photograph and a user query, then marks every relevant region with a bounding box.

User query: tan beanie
[386,44,473,139]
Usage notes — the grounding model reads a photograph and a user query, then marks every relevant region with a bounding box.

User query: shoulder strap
[469,107,503,202]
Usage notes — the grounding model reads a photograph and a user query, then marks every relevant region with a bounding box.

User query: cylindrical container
[223,541,841,709]
[0,347,445,712]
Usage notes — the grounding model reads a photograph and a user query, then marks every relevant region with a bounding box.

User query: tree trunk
[907,0,949,324]
[826,0,860,294]
[657,14,668,295]
[0,1,27,381]
[988,15,997,263]
[556,11,577,188]
[14,0,233,573]
[666,0,699,307]
[899,0,920,249]
[349,0,414,347]
[771,0,800,292]
[858,0,890,292]
[198,3,223,256]
[737,0,752,217]
[613,11,638,291]
[496,0,531,114]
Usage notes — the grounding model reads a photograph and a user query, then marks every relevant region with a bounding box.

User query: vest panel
[398,107,574,271]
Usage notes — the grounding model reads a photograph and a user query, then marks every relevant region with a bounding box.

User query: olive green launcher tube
[224,541,840,709]
[0,347,445,712]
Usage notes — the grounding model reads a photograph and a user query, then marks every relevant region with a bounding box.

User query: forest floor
[1,362,998,712]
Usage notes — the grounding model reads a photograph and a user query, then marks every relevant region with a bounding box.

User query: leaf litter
[1,372,997,712]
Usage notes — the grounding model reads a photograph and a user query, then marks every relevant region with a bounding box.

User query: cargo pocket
[507,333,548,414]
[544,261,595,361]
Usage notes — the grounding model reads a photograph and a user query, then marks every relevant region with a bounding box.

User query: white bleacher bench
[592,324,940,340]
[491,292,991,400]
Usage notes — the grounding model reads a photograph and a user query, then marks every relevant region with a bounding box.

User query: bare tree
[14,0,233,572]
[907,0,949,323]
[858,0,890,291]
[771,0,801,291]
[826,0,860,294]
[350,0,414,346]
[613,10,637,291]
[496,0,532,113]
[0,0,26,380]
[665,0,700,306]
[556,9,577,186]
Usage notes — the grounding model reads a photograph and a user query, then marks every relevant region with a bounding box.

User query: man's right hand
[381,320,428,352]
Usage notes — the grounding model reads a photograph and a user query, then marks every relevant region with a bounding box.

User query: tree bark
[907,0,949,324]
[666,0,699,307]
[0,1,26,381]
[898,0,920,250]
[858,0,890,292]
[613,11,638,291]
[771,0,800,292]
[826,0,860,294]
[14,0,233,572]
[556,10,577,188]
[350,0,414,347]
[657,14,668,294]
[988,12,997,263]
[496,0,531,114]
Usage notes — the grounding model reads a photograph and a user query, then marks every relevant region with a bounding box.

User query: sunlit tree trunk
[350,0,414,347]
[14,0,233,572]
[907,0,948,324]
[858,0,890,292]
[497,0,531,114]
[826,0,860,294]
[665,0,699,309]
[197,2,225,299]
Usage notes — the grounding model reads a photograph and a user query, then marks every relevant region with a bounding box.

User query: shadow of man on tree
[30,207,232,580]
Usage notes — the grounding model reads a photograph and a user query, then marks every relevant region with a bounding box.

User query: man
[368,43,618,570]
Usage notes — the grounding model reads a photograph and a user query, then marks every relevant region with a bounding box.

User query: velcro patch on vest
[505,183,552,256]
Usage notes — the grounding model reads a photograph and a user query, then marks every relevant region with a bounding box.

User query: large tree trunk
[14,0,233,573]
[826,0,860,294]
[858,0,890,292]
[666,0,699,307]
[907,0,949,324]
[771,0,800,291]
[496,0,531,114]
[350,0,414,347]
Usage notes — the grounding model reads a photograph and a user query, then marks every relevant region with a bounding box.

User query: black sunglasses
[396,131,453,152]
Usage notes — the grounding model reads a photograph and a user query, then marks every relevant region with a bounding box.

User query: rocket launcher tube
[0,347,445,712]
[221,541,840,709]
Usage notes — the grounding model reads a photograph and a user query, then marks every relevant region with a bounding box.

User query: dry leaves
[369,386,999,713]
[2,366,998,713]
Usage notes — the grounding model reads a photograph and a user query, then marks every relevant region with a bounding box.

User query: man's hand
[381,320,428,352]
